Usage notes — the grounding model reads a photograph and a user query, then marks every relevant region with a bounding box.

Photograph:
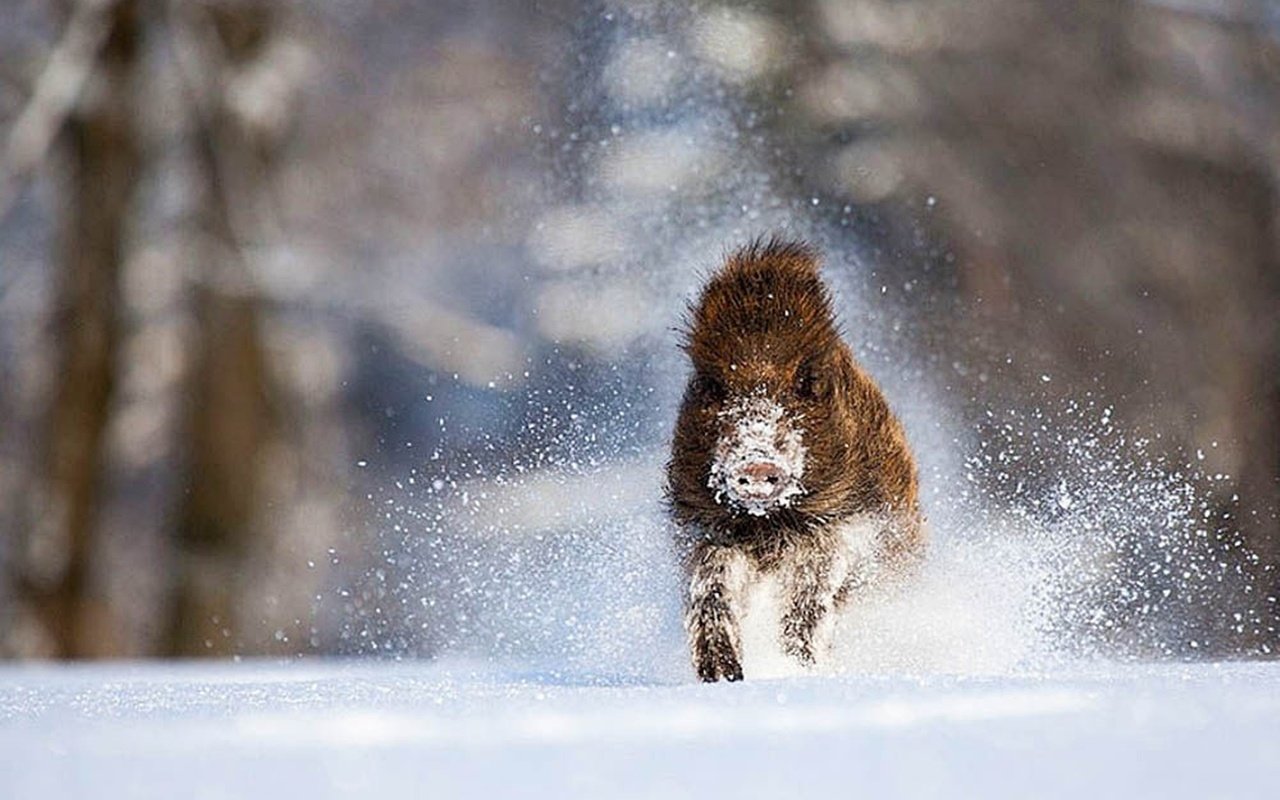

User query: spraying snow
[350,377,1271,682]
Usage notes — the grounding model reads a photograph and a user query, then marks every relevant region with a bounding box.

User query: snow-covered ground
[2,659,1277,799]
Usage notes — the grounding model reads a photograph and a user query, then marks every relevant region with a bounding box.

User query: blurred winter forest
[0,0,1276,662]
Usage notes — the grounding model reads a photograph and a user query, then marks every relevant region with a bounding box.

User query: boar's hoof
[695,641,743,683]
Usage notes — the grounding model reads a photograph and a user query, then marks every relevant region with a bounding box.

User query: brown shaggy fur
[667,237,923,682]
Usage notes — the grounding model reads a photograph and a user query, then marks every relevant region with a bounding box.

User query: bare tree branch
[0,0,118,225]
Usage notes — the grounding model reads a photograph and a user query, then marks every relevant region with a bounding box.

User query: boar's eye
[691,372,725,401]
[794,365,828,400]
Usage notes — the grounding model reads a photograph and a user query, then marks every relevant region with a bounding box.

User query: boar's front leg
[780,548,846,667]
[685,542,750,682]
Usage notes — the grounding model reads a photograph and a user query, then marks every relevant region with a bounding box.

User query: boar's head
[668,238,884,539]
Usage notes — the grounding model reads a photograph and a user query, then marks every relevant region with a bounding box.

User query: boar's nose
[734,461,786,499]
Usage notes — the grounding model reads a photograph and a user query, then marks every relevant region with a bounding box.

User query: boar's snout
[730,460,791,508]
[734,461,786,497]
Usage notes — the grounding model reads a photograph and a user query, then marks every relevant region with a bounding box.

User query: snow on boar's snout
[709,394,806,516]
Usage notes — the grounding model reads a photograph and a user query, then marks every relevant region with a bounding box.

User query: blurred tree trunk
[165,288,273,656]
[21,0,141,658]
[164,0,282,656]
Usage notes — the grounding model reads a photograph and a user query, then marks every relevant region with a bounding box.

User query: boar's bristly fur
[667,237,923,682]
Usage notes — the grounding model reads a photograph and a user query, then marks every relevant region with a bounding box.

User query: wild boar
[667,237,923,682]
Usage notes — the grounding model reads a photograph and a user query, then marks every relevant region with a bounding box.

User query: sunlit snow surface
[2,660,1278,799]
